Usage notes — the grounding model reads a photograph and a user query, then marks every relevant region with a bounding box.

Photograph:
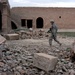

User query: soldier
[47,20,61,46]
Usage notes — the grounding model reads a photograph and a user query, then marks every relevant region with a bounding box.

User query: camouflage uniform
[48,21,61,46]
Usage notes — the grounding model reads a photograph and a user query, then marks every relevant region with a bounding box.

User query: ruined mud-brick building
[1,0,75,33]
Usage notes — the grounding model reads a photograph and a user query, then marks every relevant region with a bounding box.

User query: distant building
[1,0,75,33]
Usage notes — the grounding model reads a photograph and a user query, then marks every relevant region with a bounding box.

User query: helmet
[50,20,54,23]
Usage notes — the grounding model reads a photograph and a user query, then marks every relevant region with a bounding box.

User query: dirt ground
[7,36,75,50]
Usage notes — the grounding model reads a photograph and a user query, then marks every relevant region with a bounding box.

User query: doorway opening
[36,17,43,28]
[21,19,26,27]
[27,20,32,28]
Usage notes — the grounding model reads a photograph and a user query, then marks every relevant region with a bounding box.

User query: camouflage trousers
[49,35,61,46]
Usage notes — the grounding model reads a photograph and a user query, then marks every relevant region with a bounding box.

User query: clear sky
[8,0,75,8]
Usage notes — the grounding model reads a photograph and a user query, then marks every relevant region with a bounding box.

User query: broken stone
[3,68,7,72]
[19,69,26,75]
[14,71,20,75]
[57,69,63,74]
[6,71,14,75]
[0,35,6,44]
[69,69,75,75]
[39,71,45,75]
[63,72,70,75]
[33,53,58,72]
[62,66,67,72]
[1,72,7,75]
[6,56,12,60]
[0,62,4,67]
[16,66,22,71]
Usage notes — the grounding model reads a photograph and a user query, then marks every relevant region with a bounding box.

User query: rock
[62,72,70,75]
[19,69,26,75]
[0,62,4,67]
[6,60,16,68]
[0,35,6,44]
[57,69,63,74]
[1,72,7,75]
[33,53,58,72]
[16,66,22,71]
[62,66,67,72]
[6,71,14,75]
[27,69,35,75]
[69,69,75,75]
[39,71,45,75]
[31,68,39,74]
[6,56,12,60]
[3,68,7,72]
[0,44,9,58]
[14,71,20,75]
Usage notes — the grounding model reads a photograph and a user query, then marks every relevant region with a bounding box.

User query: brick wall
[11,7,75,29]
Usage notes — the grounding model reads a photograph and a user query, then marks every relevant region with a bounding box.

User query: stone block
[33,53,58,72]
[0,35,6,44]
[5,34,19,40]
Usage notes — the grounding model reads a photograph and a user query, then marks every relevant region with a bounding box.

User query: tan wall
[11,7,75,29]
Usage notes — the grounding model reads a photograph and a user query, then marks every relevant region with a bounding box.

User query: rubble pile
[0,30,75,75]
[16,29,49,39]
[0,37,75,75]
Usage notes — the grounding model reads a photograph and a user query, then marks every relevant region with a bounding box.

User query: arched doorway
[0,11,2,31]
[36,17,43,28]
[11,21,17,29]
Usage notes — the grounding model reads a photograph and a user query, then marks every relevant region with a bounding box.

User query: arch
[0,11,2,31]
[36,17,43,28]
[11,21,17,29]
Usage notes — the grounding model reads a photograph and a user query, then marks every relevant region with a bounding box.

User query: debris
[0,35,6,44]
